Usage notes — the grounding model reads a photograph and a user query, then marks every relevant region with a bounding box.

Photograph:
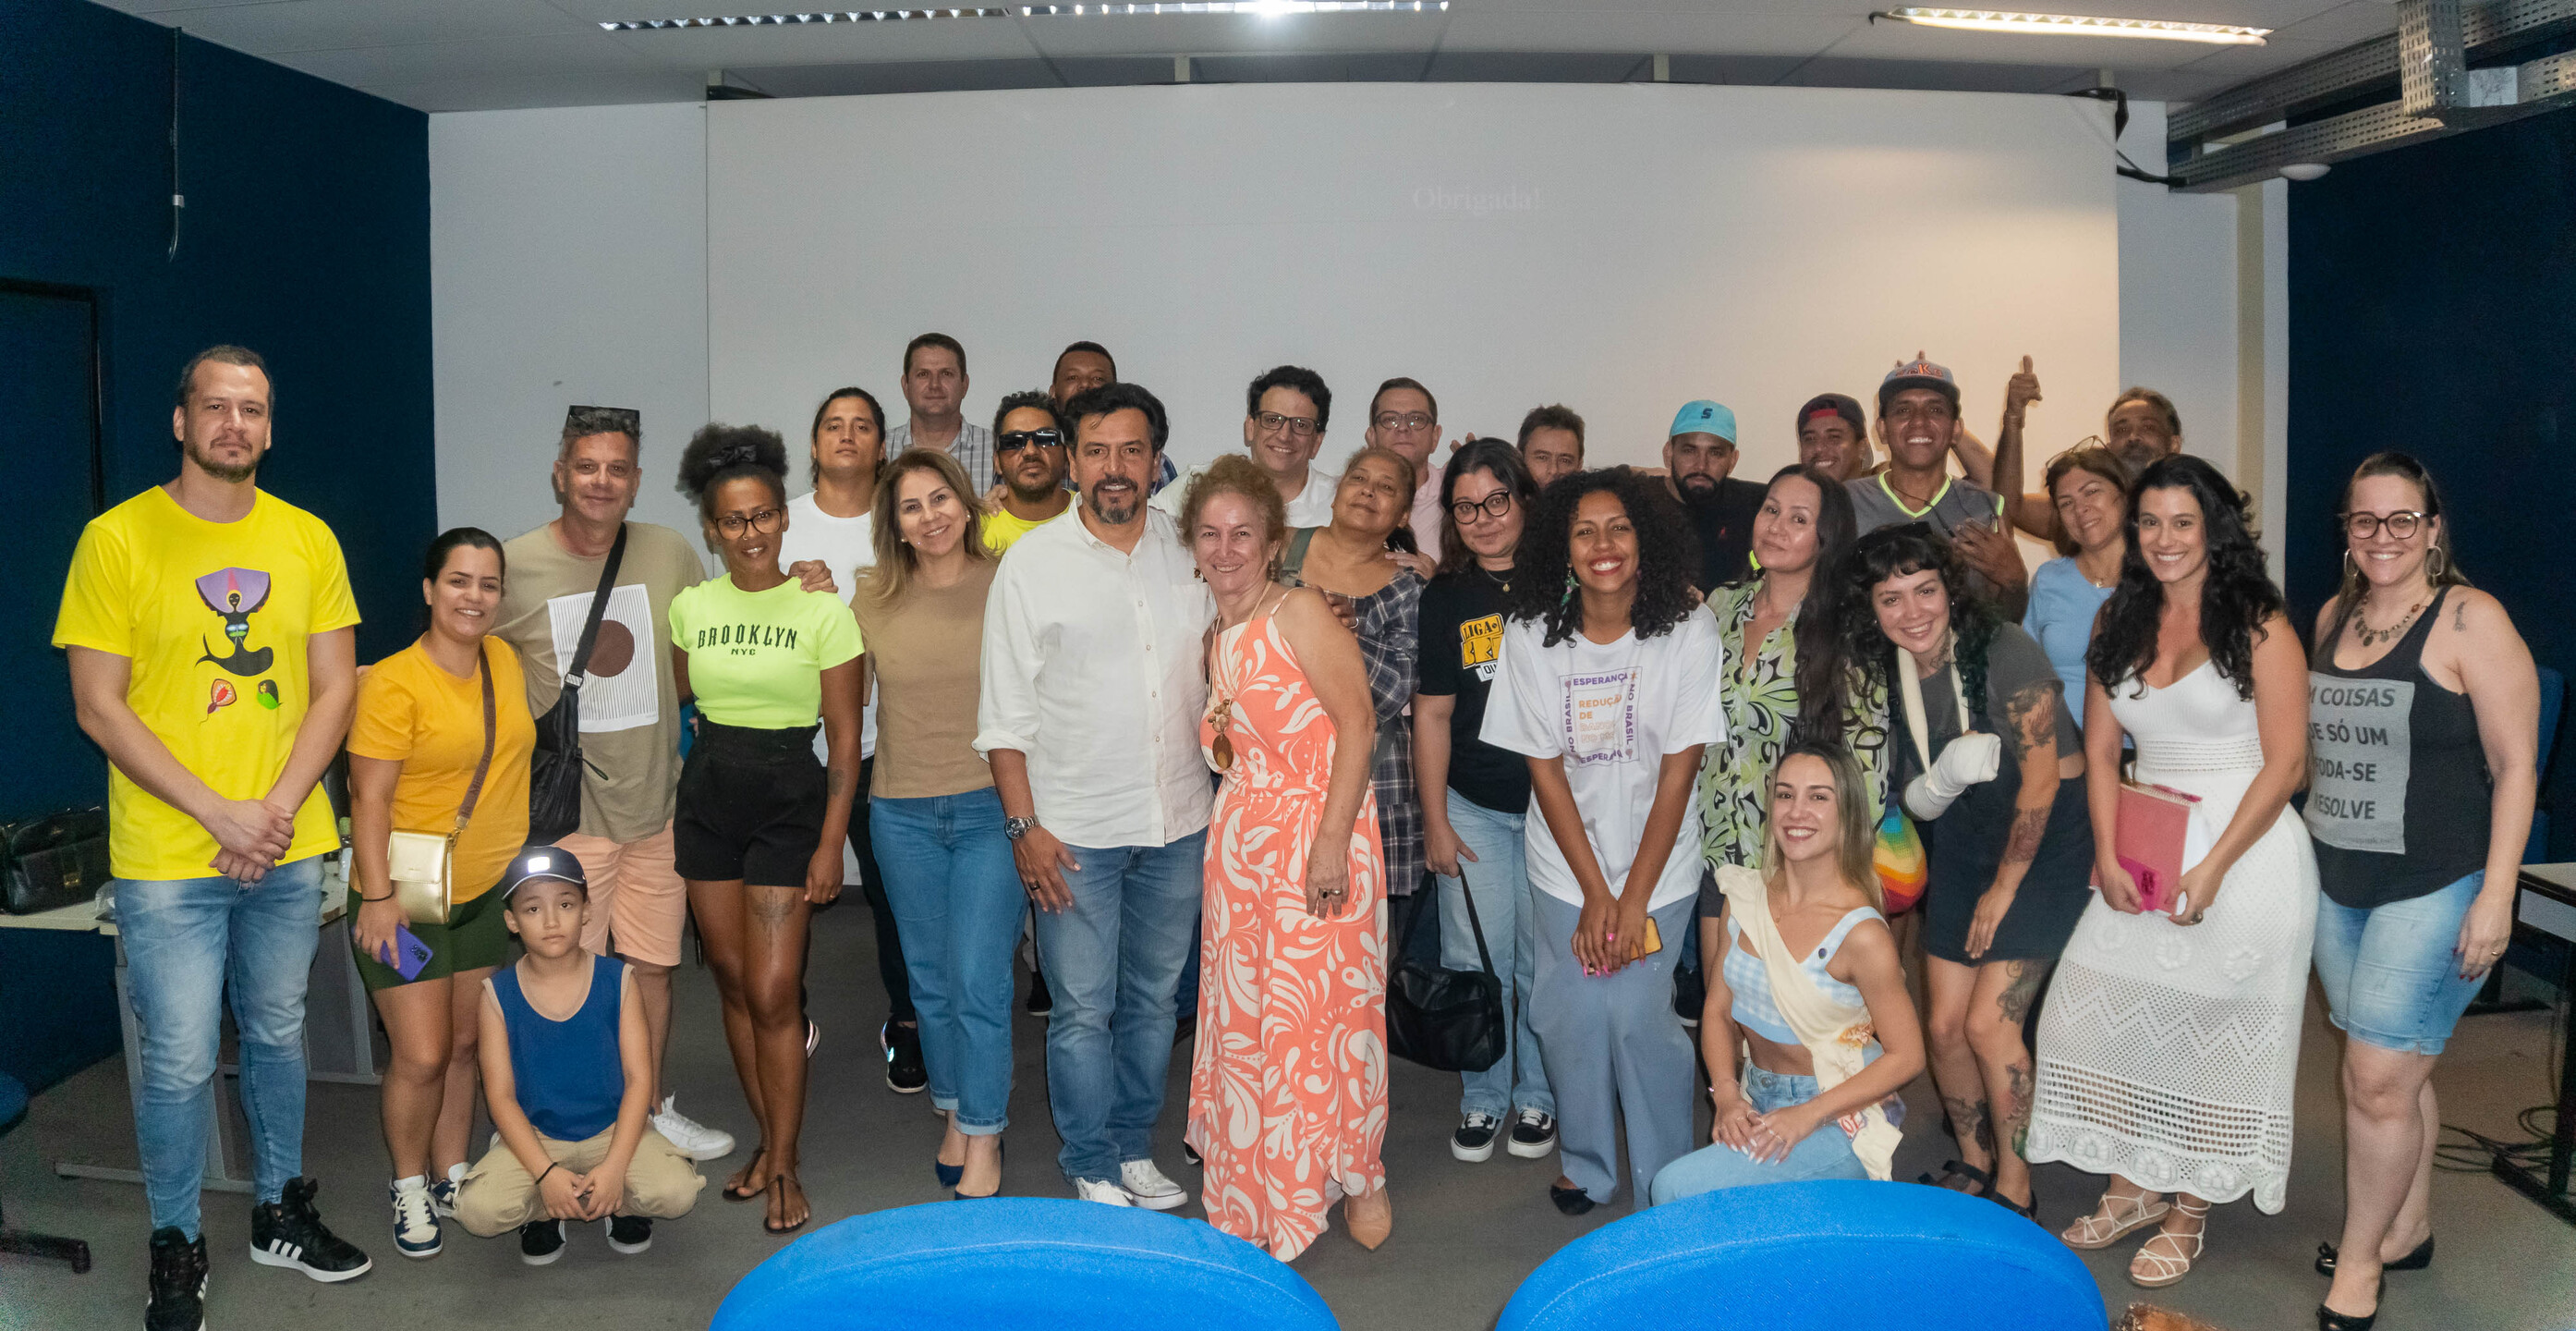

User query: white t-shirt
[1154,460,1341,530]
[1480,604,1728,910]
[780,492,877,759]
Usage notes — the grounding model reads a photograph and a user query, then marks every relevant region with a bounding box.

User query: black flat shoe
[2317,1276,2383,1331]
[1549,1184,1596,1216]
[1915,1160,1995,1197]
[2316,1235,2432,1276]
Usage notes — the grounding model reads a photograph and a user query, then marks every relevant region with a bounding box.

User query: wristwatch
[1004,816,1039,842]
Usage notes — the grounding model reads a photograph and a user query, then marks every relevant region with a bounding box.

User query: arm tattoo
[1995,959,2047,1023]
[2001,681,2056,763]
[2454,599,2469,631]
[2001,805,2050,865]
[826,767,852,802]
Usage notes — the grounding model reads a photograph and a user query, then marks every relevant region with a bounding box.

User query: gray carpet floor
[6,899,2572,1330]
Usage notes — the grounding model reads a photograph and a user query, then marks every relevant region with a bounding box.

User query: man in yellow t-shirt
[53,348,373,1313]
[978,391,1072,556]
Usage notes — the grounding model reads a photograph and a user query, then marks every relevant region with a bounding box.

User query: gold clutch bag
[383,647,496,925]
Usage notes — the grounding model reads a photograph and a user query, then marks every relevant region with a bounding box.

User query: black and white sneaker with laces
[604,1215,652,1255]
[248,1177,372,1282]
[1452,1110,1501,1162]
[882,1021,928,1093]
[146,1227,208,1331]
[519,1218,566,1265]
[1507,1108,1559,1159]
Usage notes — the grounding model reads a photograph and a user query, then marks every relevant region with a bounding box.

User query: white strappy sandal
[2127,1197,2210,1288]
[2060,1189,2170,1250]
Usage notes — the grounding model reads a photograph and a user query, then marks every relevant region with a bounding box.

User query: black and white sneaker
[388,1178,442,1259]
[604,1215,652,1255]
[1452,1111,1501,1163]
[882,1021,927,1093]
[248,1178,372,1282]
[1507,1108,1560,1159]
[519,1219,566,1265]
[146,1227,208,1331]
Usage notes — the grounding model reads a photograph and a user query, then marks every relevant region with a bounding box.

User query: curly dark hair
[676,421,789,526]
[2085,455,2282,702]
[1435,438,1539,578]
[1245,365,1332,434]
[1831,523,2001,728]
[1506,467,1699,646]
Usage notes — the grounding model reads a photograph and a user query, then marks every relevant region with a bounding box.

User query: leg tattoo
[1995,959,2047,1025]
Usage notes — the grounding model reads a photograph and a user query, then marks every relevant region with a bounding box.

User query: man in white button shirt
[977,381,1212,1211]
[1154,364,1339,529]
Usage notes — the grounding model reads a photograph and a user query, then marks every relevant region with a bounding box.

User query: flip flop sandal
[722,1149,771,1203]
[763,1176,811,1236]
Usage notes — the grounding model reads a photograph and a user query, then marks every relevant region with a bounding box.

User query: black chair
[0,1071,91,1274]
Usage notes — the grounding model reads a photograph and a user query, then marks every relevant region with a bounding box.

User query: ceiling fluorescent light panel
[601,0,1442,27]
[1874,8,2268,44]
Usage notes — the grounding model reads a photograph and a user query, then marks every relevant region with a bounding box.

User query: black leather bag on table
[2,806,111,915]
[527,524,626,845]
[1386,864,1507,1073]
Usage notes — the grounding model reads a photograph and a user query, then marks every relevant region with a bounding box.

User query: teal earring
[1560,568,1579,609]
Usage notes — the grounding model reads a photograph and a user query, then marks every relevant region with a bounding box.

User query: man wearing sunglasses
[983,391,1074,555]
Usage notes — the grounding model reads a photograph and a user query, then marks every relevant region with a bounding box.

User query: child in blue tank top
[453,849,705,1264]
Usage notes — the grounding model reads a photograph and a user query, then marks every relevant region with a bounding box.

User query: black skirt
[1921,768,2094,966]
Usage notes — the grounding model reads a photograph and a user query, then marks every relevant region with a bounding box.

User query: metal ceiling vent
[2166,0,2576,191]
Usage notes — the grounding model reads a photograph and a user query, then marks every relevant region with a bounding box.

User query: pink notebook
[2092,781,2200,913]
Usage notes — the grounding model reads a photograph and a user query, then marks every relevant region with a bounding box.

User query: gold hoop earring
[2425,546,2448,580]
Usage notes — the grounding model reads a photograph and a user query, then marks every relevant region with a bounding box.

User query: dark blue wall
[2288,106,2576,859]
[1,0,433,808]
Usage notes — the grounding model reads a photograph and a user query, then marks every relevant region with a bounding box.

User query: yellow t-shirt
[346,639,537,901]
[978,506,1061,555]
[53,487,361,881]
[668,576,862,729]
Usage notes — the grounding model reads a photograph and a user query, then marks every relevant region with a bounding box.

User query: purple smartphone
[377,924,433,981]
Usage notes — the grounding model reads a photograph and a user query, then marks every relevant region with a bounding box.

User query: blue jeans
[871,788,1021,1132]
[1030,830,1207,1183]
[116,856,325,1237]
[2315,870,2490,1056]
[1647,1063,1870,1204]
[1436,791,1553,1120]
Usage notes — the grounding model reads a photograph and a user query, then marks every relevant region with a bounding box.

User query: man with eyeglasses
[1517,404,1586,493]
[1364,376,1448,560]
[1153,365,1339,529]
[890,333,993,490]
[983,390,1073,555]
[493,405,740,1168]
[1663,399,1769,593]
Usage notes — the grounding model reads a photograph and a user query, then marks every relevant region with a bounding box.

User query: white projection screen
[707,82,2120,479]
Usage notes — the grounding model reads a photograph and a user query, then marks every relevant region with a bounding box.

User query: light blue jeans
[1030,830,1207,1184]
[2315,870,2490,1056]
[1437,790,1553,1120]
[871,788,1021,1133]
[1648,1062,1872,1204]
[115,856,325,1237]
[1530,892,1697,1205]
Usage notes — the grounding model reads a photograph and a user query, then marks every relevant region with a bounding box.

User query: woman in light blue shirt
[2021,444,2130,735]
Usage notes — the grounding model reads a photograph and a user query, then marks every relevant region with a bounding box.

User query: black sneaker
[146,1227,207,1331]
[1452,1111,1501,1163]
[1508,1109,1560,1159]
[604,1215,652,1255]
[519,1219,565,1265]
[883,1021,927,1093]
[248,1178,372,1283]
[1026,969,1052,1018]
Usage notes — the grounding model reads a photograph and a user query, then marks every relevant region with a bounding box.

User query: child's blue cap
[499,847,589,898]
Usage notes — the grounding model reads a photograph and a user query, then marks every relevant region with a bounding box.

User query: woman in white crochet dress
[2024,455,2317,1289]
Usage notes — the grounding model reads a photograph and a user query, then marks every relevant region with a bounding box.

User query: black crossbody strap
[564,523,628,690]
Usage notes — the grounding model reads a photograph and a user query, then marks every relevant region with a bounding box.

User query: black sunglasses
[996,429,1063,453]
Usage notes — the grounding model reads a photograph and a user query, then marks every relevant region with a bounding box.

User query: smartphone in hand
[378,924,433,981]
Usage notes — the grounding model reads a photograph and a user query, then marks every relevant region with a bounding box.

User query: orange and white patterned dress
[1185,607,1389,1261]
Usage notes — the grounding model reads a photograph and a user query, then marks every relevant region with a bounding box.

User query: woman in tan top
[849,448,1011,1199]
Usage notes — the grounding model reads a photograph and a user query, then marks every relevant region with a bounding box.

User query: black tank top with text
[2304,586,2492,910]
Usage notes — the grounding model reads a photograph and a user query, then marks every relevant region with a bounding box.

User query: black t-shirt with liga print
[1416,566,1531,816]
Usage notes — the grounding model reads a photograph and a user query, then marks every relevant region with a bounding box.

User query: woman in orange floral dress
[1179,455,1392,1260]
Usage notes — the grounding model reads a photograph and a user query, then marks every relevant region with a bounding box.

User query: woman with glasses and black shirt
[1414,440,1558,1165]
[667,425,863,1236]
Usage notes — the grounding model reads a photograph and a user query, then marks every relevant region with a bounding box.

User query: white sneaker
[652,1096,737,1162]
[1073,1178,1134,1206]
[389,1178,442,1260]
[1118,1159,1189,1211]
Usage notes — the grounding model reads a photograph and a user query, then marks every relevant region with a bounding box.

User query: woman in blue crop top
[1649,743,1926,1204]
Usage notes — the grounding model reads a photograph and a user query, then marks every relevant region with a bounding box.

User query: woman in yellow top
[348,527,537,1260]
[667,424,864,1236]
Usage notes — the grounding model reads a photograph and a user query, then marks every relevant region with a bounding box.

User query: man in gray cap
[1848,353,2027,615]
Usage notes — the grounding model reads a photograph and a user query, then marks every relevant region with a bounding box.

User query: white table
[0,857,378,1195]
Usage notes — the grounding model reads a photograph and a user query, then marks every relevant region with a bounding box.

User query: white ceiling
[97,0,2400,112]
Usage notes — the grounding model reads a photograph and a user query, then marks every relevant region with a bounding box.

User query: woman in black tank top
[2304,453,2541,1329]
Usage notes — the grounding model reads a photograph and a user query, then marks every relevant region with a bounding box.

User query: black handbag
[1386,865,1507,1073]
[527,524,626,845]
[2,806,110,915]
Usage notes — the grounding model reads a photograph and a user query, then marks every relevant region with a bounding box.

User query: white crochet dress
[2024,661,2320,1212]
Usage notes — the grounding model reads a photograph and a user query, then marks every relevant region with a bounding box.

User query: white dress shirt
[974,506,1215,849]
[1154,460,1340,530]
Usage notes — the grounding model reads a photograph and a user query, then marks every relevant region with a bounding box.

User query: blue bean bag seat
[1498,1180,2103,1331]
[712,1198,1338,1331]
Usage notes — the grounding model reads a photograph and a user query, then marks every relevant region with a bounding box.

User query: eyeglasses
[997,429,1062,454]
[565,405,640,436]
[1450,491,1515,523]
[1254,411,1320,439]
[716,507,784,539]
[2340,510,2426,540]
[1372,411,1436,434]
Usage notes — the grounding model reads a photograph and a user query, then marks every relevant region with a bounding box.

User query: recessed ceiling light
[600,0,1440,26]
[1872,8,2267,44]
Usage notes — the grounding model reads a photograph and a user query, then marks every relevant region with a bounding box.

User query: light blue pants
[2315,870,2490,1056]
[1437,791,1553,1120]
[115,856,325,1237]
[1530,892,1697,1205]
[1648,1063,1871,1204]
[871,788,1021,1132]
[1030,831,1207,1184]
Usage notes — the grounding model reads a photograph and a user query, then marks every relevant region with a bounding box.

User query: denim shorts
[2314,870,2488,1056]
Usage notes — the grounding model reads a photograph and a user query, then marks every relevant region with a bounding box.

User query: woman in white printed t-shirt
[1483,468,1727,1216]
